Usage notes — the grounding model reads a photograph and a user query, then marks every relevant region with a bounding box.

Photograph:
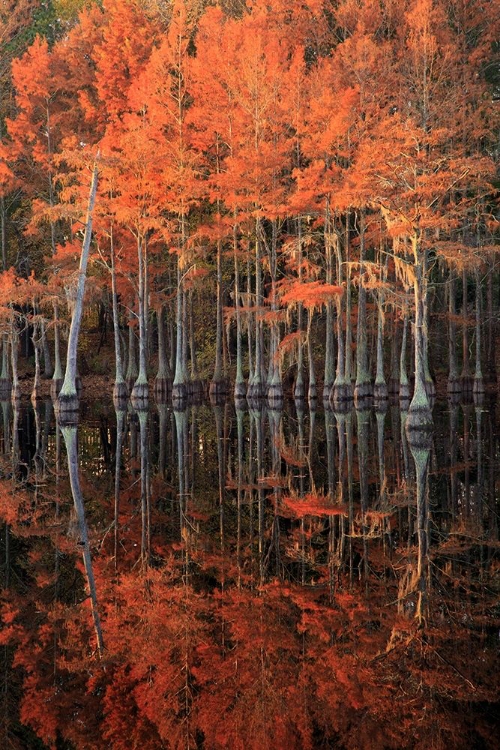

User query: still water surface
[0,396,498,749]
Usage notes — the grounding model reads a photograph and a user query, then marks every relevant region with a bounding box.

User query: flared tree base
[473,376,485,395]
[294,380,305,401]
[172,382,188,410]
[234,395,247,411]
[267,382,284,409]
[246,380,265,400]
[447,376,462,395]
[234,381,247,400]
[331,382,353,407]
[399,382,411,401]
[373,382,388,403]
[130,382,149,410]
[0,379,11,400]
[405,405,433,435]
[354,381,373,405]
[113,381,129,408]
[322,383,333,405]
[55,393,80,425]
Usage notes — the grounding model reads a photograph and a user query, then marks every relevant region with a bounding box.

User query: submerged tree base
[10,385,21,404]
[130,382,149,410]
[246,380,265,400]
[55,393,80,425]
[373,382,388,403]
[113,381,129,407]
[399,382,411,401]
[172,382,188,409]
[267,382,284,408]
[0,379,11,399]
[234,381,246,399]
[473,376,485,395]
[331,382,353,406]
[447,376,461,394]
[354,380,373,404]
[294,379,305,400]
[405,404,433,434]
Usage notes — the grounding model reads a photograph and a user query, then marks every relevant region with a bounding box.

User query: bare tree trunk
[110,232,127,404]
[61,424,104,655]
[473,267,484,395]
[407,235,432,431]
[130,236,149,407]
[354,211,372,404]
[57,160,99,419]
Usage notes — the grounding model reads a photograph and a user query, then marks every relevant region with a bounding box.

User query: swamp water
[0,396,498,749]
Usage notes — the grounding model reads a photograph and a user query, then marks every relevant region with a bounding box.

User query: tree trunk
[57,159,99,420]
[473,267,484,395]
[233,230,246,400]
[110,235,127,404]
[354,211,372,404]
[406,235,432,431]
[154,305,172,401]
[61,424,104,655]
[447,273,460,394]
[130,235,149,408]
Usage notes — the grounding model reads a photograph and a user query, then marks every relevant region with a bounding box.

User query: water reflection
[0,397,498,749]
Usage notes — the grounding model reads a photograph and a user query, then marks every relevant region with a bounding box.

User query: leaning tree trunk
[61,424,104,655]
[57,159,99,421]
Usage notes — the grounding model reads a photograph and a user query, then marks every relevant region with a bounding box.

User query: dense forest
[0,3,499,748]
[0,0,499,421]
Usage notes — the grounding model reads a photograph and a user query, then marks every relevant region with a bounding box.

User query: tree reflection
[0,399,498,749]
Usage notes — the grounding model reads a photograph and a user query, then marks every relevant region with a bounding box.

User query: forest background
[0,0,499,421]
